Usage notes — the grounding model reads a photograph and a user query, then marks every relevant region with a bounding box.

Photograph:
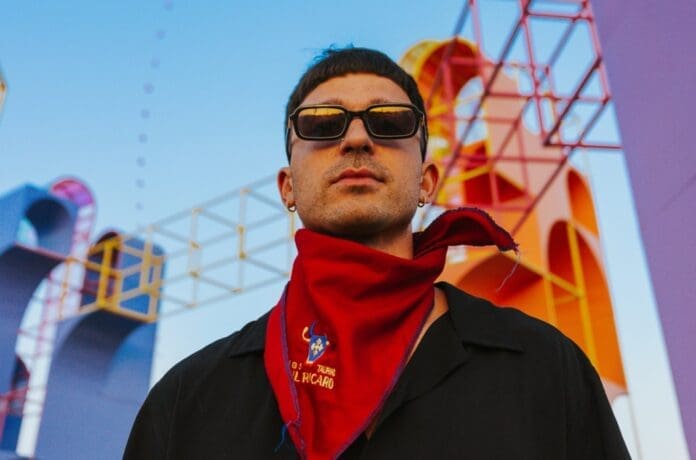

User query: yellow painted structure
[46,177,296,325]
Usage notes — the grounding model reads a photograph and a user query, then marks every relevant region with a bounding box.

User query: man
[125,47,630,459]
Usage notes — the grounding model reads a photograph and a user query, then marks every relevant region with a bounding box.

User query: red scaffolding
[410,0,620,233]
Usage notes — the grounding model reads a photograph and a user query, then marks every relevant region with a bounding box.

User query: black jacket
[124,282,630,459]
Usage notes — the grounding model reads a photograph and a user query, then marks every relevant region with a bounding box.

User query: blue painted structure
[0,183,165,458]
[35,231,164,459]
[0,358,29,453]
[0,185,77,458]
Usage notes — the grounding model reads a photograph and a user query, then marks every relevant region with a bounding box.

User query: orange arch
[456,252,551,323]
[567,170,599,235]
[402,38,481,140]
[547,221,625,388]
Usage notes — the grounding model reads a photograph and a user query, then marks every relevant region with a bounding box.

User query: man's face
[278,73,438,240]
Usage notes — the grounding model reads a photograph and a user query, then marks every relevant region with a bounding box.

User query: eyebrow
[315,97,396,106]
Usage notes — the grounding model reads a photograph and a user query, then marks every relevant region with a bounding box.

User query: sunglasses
[288,103,424,141]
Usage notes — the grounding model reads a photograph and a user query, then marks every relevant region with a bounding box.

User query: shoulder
[440,281,611,401]
[439,281,575,356]
[438,284,630,457]
[438,281,600,388]
[125,311,273,457]
[149,310,270,399]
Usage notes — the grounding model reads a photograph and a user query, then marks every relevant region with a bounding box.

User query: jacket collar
[436,281,523,352]
[226,311,269,357]
[227,281,523,358]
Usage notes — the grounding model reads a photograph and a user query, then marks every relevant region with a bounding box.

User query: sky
[0,1,689,458]
[1,0,466,233]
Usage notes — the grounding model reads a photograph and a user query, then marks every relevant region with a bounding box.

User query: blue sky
[1,0,467,233]
[0,1,689,457]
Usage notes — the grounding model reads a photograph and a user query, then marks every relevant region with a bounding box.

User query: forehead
[300,73,411,109]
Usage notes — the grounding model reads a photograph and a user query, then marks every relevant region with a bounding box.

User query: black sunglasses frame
[287,103,425,141]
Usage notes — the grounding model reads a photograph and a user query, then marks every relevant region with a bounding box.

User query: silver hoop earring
[417,200,426,208]
[287,203,297,212]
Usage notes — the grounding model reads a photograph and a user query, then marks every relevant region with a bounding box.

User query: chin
[328,208,414,240]
[299,196,416,237]
[305,209,381,238]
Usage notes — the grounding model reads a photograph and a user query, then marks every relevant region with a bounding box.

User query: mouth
[332,168,383,186]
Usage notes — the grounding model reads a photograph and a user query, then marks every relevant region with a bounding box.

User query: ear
[420,161,440,205]
[277,166,294,208]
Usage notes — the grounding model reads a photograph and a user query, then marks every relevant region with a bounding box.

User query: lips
[332,168,382,184]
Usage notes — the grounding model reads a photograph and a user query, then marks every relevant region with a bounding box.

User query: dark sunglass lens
[296,107,346,139]
[366,106,417,137]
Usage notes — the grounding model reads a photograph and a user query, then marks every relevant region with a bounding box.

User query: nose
[340,116,374,155]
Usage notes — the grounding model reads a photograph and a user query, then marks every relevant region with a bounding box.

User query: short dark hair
[285,46,428,160]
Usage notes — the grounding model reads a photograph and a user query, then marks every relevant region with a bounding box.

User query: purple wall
[592,2,696,457]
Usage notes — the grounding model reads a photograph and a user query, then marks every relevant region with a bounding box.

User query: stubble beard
[293,155,420,243]
[302,184,418,245]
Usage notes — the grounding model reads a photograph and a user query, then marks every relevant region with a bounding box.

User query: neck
[337,225,415,259]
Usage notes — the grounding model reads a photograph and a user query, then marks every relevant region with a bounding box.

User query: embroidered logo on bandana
[302,322,330,364]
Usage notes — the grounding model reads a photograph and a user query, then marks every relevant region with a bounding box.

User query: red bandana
[264,208,516,459]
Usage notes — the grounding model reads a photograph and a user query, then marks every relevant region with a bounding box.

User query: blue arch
[0,184,76,456]
[36,312,156,458]
[0,357,29,452]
